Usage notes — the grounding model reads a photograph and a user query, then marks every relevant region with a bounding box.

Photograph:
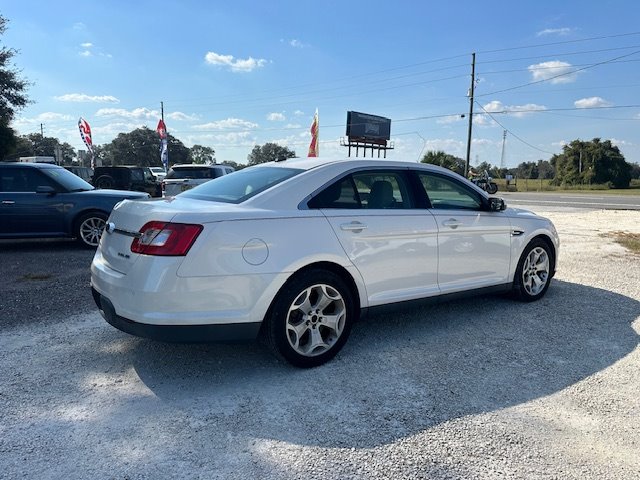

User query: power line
[474,100,555,154]
[476,31,640,54]
[477,49,640,97]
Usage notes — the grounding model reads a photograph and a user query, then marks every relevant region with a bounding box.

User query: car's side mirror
[488,197,506,211]
[36,186,56,195]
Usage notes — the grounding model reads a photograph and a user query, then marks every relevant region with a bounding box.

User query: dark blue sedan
[0,162,149,247]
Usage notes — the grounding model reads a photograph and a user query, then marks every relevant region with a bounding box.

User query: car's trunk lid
[99,198,183,274]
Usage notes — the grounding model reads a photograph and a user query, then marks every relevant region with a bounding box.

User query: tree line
[422,139,639,188]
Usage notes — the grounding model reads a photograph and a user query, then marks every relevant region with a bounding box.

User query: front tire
[513,239,553,301]
[75,212,108,247]
[264,269,355,368]
[486,182,498,194]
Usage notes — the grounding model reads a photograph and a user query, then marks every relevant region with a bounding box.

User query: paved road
[500,191,640,210]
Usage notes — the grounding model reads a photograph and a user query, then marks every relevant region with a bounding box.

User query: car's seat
[367,180,395,209]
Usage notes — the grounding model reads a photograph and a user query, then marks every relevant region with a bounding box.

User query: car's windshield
[42,167,94,191]
[181,166,303,203]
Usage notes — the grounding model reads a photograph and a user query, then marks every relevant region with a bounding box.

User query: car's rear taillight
[131,221,203,256]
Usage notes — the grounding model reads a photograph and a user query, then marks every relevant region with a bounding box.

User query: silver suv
[162,164,234,197]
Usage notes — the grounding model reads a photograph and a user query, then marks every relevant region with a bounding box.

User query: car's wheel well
[531,234,556,276]
[261,261,362,330]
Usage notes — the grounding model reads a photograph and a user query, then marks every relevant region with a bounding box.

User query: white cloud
[79,50,92,57]
[280,39,307,48]
[13,112,73,129]
[166,111,198,121]
[73,23,86,30]
[55,93,120,103]
[536,27,573,37]
[528,60,578,84]
[424,138,465,154]
[610,138,632,147]
[574,96,612,109]
[285,123,302,129]
[95,107,159,120]
[552,140,568,148]
[267,112,286,121]
[80,42,93,48]
[482,100,547,117]
[436,114,464,125]
[204,51,267,72]
[293,110,305,116]
[193,118,259,130]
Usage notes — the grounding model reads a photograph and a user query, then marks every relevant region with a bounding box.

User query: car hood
[504,206,540,218]
[77,188,150,199]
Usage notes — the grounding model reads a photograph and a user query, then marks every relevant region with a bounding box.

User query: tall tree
[420,150,465,176]
[0,123,17,159]
[247,142,296,165]
[99,127,189,167]
[551,138,632,188]
[190,144,216,164]
[0,15,31,159]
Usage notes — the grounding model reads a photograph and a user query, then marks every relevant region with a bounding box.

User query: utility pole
[500,130,507,169]
[40,123,44,137]
[579,150,583,173]
[464,52,476,178]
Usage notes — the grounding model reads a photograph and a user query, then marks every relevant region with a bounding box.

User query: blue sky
[2,0,639,166]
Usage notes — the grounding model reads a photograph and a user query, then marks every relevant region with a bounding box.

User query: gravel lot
[1,208,639,479]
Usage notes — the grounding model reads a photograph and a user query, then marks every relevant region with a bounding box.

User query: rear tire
[513,239,552,301]
[263,269,355,368]
[75,212,108,248]
[486,182,498,194]
[95,175,114,189]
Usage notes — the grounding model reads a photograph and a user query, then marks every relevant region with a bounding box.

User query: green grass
[610,232,640,254]
[494,178,640,195]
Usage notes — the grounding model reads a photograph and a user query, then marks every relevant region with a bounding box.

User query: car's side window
[418,173,483,210]
[308,171,411,209]
[308,176,360,209]
[0,168,55,192]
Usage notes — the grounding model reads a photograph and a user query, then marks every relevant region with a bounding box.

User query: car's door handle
[340,222,367,232]
[1,200,15,205]
[442,219,462,229]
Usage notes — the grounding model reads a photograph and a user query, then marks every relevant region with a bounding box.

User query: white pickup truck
[162,164,235,197]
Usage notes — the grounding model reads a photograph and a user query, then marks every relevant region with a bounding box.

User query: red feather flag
[307,109,319,157]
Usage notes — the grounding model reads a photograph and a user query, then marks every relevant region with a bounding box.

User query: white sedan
[91,158,559,367]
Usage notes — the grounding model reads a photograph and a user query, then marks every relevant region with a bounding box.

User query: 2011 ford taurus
[91,158,559,367]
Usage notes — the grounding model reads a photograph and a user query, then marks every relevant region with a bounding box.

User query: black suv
[92,165,160,197]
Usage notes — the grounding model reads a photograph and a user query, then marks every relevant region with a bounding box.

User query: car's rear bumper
[92,287,262,343]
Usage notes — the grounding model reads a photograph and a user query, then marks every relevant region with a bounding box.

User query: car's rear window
[166,167,218,179]
[181,166,303,203]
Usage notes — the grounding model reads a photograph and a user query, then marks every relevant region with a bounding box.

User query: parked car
[92,165,160,197]
[64,165,94,183]
[149,166,166,182]
[162,163,234,197]
[0,162,149,247]
[91,158,559,367]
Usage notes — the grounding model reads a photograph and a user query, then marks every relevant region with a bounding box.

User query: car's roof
[171,164,227,169]
[0,162,61,169]
[254,156,450,174]
[95,165,146,170]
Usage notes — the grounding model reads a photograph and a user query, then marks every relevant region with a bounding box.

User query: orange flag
[307,109,319,157]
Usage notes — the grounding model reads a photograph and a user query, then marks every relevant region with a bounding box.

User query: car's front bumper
[92,287,262,342]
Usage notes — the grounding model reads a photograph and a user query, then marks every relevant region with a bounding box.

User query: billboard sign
[346,111,391,144]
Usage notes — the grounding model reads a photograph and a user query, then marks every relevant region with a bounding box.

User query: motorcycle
[471,170,498,194]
